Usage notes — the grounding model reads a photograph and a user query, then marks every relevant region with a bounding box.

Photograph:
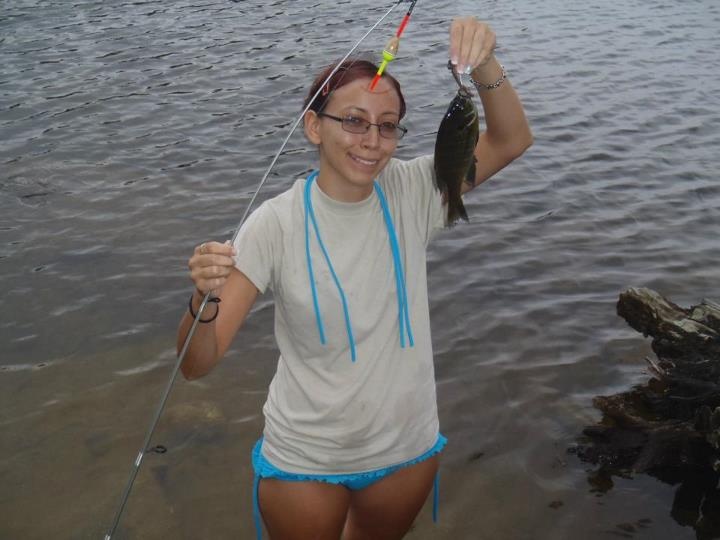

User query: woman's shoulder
[237,179,305,242]
[377,154,436,200]
[380,154,435,182]
[378,154,446,239]
[254,177,305,218]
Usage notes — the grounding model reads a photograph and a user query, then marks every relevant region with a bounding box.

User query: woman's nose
[361,124,381,147]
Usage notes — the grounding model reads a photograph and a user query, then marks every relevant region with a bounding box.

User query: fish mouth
[458,86,473,99]
[447,60,472,95]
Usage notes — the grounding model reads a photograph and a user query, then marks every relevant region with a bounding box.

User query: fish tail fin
[458,198,469,222]
[447,195,469,226]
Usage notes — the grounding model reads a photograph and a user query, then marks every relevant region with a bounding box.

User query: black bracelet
[188,294,221,323]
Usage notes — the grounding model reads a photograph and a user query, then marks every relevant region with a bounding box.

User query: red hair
[303,58,406,119]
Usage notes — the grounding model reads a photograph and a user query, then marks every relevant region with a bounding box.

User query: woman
[178,16,531,540]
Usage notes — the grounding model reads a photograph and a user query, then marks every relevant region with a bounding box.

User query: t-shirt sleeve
[384,154,446,245]
[231,201,280,294]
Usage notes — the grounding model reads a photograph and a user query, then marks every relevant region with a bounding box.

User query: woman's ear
[304,110,322,145]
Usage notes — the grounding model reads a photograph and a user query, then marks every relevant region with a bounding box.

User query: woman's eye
[380,122,397,130]
[344,116,366,126]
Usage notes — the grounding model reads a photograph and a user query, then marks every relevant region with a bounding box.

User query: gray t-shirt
[234,154,446,474]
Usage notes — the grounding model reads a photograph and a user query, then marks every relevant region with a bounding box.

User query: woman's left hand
[449,17,496,75]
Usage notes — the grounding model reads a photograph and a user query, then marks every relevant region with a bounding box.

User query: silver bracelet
[470,64,507,91]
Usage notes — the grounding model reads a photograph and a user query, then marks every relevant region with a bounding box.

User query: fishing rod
[103,1,414,538]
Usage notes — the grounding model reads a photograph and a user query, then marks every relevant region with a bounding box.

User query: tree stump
[575,287,720,472]
[572,288,720,536]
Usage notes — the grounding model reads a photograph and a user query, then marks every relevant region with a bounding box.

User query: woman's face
[305,76,402,201]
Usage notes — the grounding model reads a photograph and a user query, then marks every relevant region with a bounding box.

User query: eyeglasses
[317,112,407,140]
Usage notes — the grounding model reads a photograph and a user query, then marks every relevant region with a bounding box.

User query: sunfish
[433,61,479,225]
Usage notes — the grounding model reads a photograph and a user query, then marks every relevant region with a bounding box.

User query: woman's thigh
[343,456,440,540]
[258,478,351,540]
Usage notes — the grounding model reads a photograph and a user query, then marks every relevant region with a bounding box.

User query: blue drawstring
[303,172,413,361]
[304,172,357,361]
[374,181,414,348]
[252,472,262,540]
[304,173,327,346]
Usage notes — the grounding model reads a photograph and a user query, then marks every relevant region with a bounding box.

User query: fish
[433,60,479,225]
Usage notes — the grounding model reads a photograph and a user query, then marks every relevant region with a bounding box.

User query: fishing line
[103,2,411,538]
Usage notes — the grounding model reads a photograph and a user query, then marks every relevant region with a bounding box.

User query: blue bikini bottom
[251,434,447,540]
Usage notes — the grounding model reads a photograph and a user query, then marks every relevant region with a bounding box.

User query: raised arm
[449,16,533,193]
[177,241,259,380]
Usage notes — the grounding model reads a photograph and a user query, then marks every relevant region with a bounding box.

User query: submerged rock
[159,400,227,448]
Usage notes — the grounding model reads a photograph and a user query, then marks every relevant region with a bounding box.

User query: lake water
[1,0,719,538]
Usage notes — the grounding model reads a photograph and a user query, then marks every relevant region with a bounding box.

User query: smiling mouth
[349,154,379,166]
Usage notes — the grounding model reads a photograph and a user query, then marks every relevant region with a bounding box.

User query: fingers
[194,241,235,257]
[189,240,237,295]
[477,27,496,67]
[449,19,464,67]
[449,17,496,74]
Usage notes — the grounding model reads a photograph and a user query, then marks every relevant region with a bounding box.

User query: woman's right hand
[188,240,237,296]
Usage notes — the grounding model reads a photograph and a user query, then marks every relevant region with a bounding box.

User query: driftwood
[573,288,720,536]
[574,288,720,473]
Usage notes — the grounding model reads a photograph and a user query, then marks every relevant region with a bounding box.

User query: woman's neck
[315,171,374,203]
